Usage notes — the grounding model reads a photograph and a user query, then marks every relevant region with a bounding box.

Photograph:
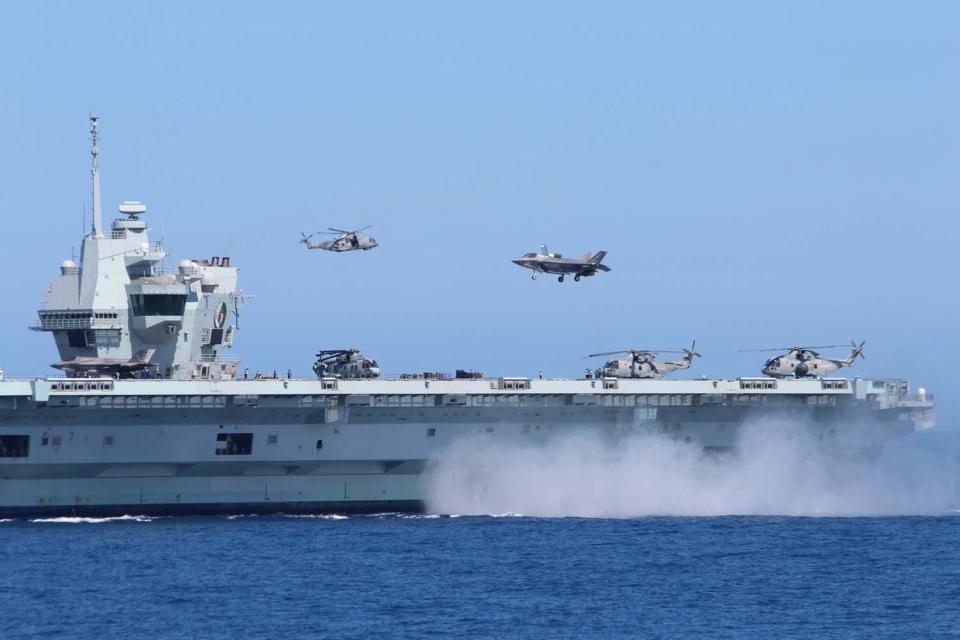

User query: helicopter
[312,348,381,379]
[742,341,866,379]
[586,341,701,379]
[300,226,378,252]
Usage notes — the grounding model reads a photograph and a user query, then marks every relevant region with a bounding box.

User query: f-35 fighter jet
[512,245,611,282]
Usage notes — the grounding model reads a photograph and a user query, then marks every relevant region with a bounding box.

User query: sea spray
[424,422,960,517]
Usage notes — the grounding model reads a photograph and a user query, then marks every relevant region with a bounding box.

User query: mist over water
[425,422,960,517]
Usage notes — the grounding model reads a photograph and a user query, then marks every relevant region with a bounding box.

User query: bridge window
[86,329,122,347]
[130,294,187,316]
[0,435,29,458]
[215,432,253,455]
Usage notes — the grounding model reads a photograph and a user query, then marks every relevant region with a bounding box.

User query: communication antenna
[89,114,103,238]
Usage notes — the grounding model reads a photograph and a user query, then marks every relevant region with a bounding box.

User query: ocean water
[1,514,958,639]
[2,429,958,639]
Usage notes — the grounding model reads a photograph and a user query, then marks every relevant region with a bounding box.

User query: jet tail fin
[589,251,610,271]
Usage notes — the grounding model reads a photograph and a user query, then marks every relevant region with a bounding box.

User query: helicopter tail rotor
[849,340,866,362]
[300,232,313,245]
[683,340,701,360]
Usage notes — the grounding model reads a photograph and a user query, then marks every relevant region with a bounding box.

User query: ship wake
[424,422,960,517]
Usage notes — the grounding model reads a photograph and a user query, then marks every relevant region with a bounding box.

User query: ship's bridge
[34,118,245,381]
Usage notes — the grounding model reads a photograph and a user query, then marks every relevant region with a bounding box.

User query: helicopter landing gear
[574,275,581,282]
[558,275,565,283]
[531,273,537,280]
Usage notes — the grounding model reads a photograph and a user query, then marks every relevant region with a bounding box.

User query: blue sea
[1,514,957,639]
[2,429,959,639]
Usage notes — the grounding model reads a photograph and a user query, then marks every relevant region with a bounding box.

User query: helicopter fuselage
[601,356,693,379]
[311,234,378,252]
[313,349,381,379]
[762,354,843,378]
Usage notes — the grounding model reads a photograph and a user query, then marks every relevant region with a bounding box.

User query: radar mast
[90,115,102,238]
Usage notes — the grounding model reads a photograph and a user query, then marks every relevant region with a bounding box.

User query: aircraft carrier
[0,119,935,517]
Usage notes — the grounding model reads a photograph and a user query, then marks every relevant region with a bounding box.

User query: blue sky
[1,2,957,422]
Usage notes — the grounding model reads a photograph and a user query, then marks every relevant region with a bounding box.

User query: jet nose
[511,258,525,266]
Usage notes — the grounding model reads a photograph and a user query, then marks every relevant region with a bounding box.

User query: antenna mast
[90,115,103,238]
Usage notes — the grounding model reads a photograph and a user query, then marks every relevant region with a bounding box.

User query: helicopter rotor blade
[635,350,686,354]
[327,225,370,235]
[587,348,685,359]
[739,344,847,353]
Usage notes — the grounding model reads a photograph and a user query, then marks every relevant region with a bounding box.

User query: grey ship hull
[0,376,933,518]
[5,119,934,518]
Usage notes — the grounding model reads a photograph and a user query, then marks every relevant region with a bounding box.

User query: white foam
[425,421,960,518]
[29,514,154,524]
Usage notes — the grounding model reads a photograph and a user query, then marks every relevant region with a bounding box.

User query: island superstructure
[0,118,935,517]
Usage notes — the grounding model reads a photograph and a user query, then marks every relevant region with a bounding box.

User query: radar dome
[60,259,78,275]
[178,260,197,278]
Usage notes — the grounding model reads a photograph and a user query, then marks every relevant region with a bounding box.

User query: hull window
[0,435,30,458]
[215,433,253,455]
